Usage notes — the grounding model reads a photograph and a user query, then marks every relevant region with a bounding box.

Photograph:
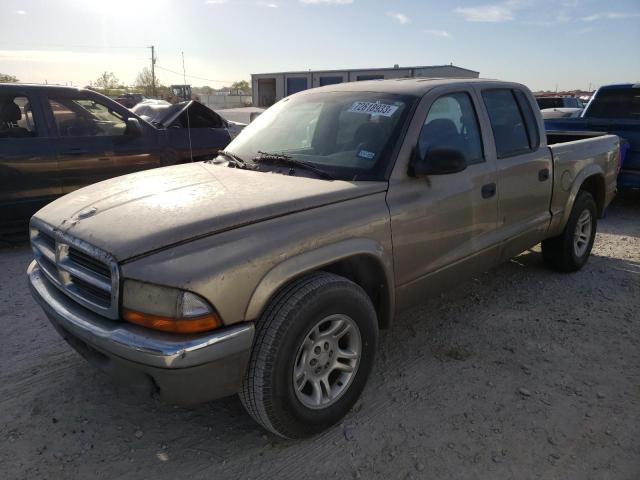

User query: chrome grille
[30,221,119,319]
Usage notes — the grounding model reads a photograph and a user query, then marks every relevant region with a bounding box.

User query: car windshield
[586,88,640,119]
[223,91,415,181]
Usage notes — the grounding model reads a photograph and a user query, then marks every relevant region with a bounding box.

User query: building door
[257,78,276,108]
[286,77,308,96]
[319,76,343,87]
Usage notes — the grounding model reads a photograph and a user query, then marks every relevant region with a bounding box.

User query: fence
[198,94,252,109]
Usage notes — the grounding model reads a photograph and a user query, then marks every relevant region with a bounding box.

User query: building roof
[290,77,514,97]
[252,64,479,77]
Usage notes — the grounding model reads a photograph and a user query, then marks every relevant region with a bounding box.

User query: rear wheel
[240,272,378,439]
[542,191,597,272]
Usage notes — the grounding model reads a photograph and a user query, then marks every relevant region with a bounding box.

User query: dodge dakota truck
[27,78,620,439]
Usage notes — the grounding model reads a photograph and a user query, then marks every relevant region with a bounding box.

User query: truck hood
[33,163,387,261]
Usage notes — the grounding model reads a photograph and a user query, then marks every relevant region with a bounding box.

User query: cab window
[482,89,531,158]
[0,96,38,138]
[417,92,484,165]
[49,97,126,137]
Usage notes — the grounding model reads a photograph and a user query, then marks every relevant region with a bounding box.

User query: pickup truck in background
[545,83,640,190]
[0,84,234,233]
[28,78,619,439]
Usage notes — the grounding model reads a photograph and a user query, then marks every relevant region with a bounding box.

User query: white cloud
[454,1,533,22]
[15,10,27,15]
[422,29,452,38]
[580,11,640,22]
[455,4,513,22]
[205,0,227,4]
[257,1,278,7]
[387,12,410,24]
[300,0,353,4]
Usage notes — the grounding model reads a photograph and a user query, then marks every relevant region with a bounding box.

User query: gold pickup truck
[27,78,620,438]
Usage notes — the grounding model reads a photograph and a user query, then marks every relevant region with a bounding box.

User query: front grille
[30,222,119,319]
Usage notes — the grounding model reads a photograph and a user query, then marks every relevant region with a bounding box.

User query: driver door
[386,87,499,308]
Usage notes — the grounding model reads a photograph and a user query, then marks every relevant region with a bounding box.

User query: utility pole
[149,45,157,98]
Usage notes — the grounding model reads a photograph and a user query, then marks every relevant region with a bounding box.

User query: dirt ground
[1,194,638,480]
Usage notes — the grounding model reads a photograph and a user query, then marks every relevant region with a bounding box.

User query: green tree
[0,73,19,83]
[231,80,251,94]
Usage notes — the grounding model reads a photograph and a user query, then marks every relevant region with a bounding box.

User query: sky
[1,0,639,91]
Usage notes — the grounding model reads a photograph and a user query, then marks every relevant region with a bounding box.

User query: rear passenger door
[479,87,553,260]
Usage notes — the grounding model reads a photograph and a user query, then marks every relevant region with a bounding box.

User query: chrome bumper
[28,260,255,403]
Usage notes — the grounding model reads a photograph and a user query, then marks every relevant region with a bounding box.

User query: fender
[244,237,395,324]
[554,164,605,234]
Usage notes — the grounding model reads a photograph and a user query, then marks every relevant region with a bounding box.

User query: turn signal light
[123,309,222,333]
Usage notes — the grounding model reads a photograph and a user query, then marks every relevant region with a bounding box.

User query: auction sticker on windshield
[348,101,399,117]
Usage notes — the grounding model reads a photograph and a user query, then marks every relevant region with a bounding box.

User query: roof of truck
[295,77,523,97]
[0,83,85,91]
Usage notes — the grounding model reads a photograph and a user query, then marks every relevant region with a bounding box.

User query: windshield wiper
[253,151,335,180]
[217,150,250,169]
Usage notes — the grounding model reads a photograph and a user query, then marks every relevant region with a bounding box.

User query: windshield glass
[224,91,415,180]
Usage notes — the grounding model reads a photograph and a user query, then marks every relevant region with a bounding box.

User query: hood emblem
[76,206,98,220]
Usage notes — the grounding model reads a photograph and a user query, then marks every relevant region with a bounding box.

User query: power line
[154,65,236,85]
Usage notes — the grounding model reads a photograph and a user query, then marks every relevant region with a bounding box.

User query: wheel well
[321,255,392,329]
[579,175,606,217]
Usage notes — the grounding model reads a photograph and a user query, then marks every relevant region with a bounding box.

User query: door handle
[481,182,496,199]
[538,168,550,181]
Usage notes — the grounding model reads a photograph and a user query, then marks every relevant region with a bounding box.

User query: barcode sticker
[348,101,399,117]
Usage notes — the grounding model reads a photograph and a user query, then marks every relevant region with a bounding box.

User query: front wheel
[542,190,597,272]
[240,272,378,439]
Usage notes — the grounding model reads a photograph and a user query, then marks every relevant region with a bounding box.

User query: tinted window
[482,89,531,158]
[49,97,126,137]
[418,92,484,165]
[585,88,640,119]
[537,97,561,109]
[0,96,37,138]
[513,89,540,151]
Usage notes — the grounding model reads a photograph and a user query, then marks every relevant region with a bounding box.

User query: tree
[231,80,251,94]
[0,73,19,83]
[135,67,157,97]
[93,71,119,90]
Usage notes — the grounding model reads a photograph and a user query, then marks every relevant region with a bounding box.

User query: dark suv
[0,84,233,233]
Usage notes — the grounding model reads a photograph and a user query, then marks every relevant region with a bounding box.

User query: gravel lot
[1,194,638,480]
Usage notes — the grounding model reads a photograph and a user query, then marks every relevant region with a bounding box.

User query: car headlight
[122,280,221,333]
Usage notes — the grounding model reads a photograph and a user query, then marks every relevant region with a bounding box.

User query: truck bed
[546,133,620,236]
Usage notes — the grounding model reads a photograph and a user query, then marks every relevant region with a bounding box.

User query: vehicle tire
[240,271,378,439]
[542,190,597,272]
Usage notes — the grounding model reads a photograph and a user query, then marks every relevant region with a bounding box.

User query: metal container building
[251,64,479,107]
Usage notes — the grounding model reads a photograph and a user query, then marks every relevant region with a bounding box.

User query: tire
[240,271,378,439]
[542,190,597,272]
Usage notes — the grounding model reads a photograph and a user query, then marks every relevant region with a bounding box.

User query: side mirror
[410,147,467,177]
[125,118,143,137]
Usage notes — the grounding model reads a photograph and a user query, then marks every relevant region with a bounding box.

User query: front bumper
[28,260,255,404]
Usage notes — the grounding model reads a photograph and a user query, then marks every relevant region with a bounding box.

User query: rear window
[536,97,562,109]
[586,88,640,119]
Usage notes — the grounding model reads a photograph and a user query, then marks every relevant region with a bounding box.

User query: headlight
[122,280,221,333]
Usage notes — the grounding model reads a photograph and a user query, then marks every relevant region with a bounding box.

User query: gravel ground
[1,194,638,480]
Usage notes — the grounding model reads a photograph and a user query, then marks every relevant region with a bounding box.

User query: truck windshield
[223,91,415,180]
[586,88,640,119]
